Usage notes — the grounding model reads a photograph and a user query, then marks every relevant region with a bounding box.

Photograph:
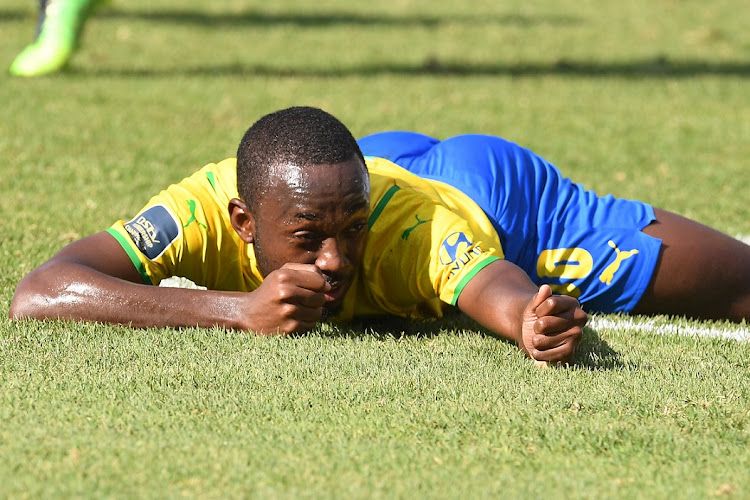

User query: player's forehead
[262,160,369,221]
[270,156,366,181]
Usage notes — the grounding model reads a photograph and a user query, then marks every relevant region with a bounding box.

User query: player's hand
[520,284,587,365]
[239,263,331,335]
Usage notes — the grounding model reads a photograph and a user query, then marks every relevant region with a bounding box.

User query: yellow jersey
[107,157,504,320]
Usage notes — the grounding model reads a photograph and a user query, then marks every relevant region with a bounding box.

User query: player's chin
[323,295,344,314]
[322,287,349,317]
[320,300,342,321]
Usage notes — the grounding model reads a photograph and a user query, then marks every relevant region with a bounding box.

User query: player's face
[252,157,370,313]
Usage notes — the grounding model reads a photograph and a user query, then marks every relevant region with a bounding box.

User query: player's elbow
[9,270,62,322]
[9,288,37,321]
[10,278,40,321]
[9,294,34,321]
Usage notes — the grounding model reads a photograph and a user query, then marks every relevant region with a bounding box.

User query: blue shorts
[358,131,662,313]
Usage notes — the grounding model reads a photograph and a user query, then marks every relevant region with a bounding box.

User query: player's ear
[228,198,255,244]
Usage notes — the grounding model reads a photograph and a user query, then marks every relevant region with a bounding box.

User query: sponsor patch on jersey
[439,231,483,276]
[124,204,181,260]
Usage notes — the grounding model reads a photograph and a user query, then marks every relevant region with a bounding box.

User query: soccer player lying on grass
[10,106,750,365]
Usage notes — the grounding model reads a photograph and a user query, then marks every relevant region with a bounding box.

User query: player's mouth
[324,282,347,304]
[323,276,350,307]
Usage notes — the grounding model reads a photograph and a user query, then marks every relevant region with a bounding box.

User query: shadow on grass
[67,57,750,79]
[575,324,625,370]
[0,9,27,22]
[321,313,626,371]
[1,6,580,28]
[4,6,747,79]
[322,314,470,341]
[87,8,582,29]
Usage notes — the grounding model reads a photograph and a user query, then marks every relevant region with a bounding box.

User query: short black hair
[236,106,366,210]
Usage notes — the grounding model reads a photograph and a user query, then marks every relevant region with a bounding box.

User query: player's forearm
[9,263,246,330]
[456,260,538,349]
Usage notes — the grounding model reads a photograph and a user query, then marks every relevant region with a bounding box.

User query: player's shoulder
[365,156,433,197]
[167,158,239,200]
[365,155,411,180]
[365,155,467,206]
[364,156,446,233]
[190,158,237,191]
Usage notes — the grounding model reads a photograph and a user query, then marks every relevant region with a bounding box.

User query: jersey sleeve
[363,185,504,315]
[106,178,213,286]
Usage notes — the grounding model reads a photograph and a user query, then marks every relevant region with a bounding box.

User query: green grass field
[1,0,749,497]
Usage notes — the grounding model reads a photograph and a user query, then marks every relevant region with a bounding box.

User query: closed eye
[294,231,322,242]
[345,220,367,235]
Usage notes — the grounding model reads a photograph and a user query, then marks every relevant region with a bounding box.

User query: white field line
[588,316,750,342]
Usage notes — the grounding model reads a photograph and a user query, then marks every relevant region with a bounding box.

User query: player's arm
[9,231,330,334]
[456,259,587,364]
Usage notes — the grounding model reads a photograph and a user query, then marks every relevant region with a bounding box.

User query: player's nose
[315,237,349,274]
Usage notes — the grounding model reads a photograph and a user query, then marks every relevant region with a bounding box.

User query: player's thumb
[528,284,553,314]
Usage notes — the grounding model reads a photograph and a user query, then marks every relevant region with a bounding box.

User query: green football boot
[9,0,99,77]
